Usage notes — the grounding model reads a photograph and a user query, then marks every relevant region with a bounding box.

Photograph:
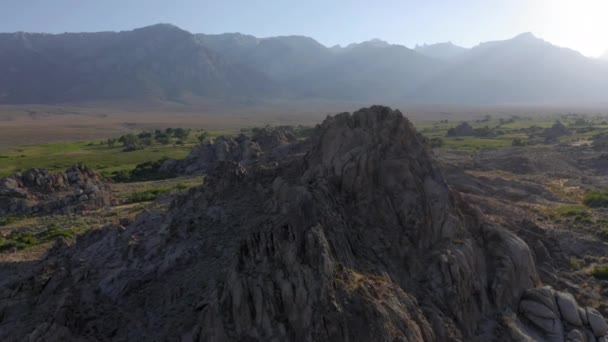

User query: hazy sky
[1,0,607,57]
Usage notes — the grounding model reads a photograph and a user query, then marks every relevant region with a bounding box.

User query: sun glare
[528,0,608,57]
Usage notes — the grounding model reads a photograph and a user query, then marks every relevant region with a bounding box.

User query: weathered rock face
[519,286,608,341]
[0,107,605,341]
[0,164,115,216]
[160,126,303,175]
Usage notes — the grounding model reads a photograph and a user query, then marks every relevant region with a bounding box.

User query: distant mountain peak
[348,38,391,49]
[132,23,189,35]
[416,41,458,49]
[414,41,468,60]
[512,32,538,41]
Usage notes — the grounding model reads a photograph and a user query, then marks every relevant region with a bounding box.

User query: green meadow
[0,129,237,178]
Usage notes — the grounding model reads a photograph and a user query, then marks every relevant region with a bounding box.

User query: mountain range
[1,23,607,105]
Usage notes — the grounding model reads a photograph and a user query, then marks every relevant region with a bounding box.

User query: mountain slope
[415,42,468,60]
[198,35,445,101]
[197,33,333,82]
[0,24,277,103]
[294,41,445,100]
[0,25,607,105]
[410,33,608,104]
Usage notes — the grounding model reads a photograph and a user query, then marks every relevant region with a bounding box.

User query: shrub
[197,131,209,143]
[592,265,608,280]
[569,258,584,270]
[429,137,444,148]
[109,158,175,183]
[553,205,590,218]
[584,191,608,208]
[173,128,191,140]
[512,138,526,146]
[128,188,171,203]
[0,216,22,226]
[0,225,84,251]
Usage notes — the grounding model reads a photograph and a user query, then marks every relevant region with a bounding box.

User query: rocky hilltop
[0,107,605,341]
[0,164,115,216]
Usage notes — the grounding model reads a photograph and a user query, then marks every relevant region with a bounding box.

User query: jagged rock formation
[0,107,605,341]
[160,126,303,175]
[0,164,115,216]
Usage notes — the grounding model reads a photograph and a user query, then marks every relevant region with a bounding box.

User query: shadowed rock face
[0,164,115,216]
[0,107,604,341]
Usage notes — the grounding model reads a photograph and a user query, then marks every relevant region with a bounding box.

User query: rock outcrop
[519,286,608,341]
[0,107,605,341]
[160,126,303,175]
[0,164,115,216]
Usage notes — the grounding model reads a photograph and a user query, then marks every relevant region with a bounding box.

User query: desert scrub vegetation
[107,157,176,182]
[127,183,192,203]
[591,265,608,280]
[128,188,172,203]
[583,190,608,208]
[0,224,84,251]
[569,257,585,270]
[0,128,238,178]
[0,216,26,226]
[547,205,592,223]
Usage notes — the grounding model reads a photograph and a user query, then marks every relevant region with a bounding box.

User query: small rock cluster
[0,164,115,216]
[520,286,607,341]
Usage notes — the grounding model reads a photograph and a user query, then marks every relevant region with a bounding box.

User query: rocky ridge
[0,107,605,341]
[0,164,115,216]
[160,126,304,175]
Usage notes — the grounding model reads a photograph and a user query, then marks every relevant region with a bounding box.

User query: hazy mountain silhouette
[0,25,607,104]
[289,40,444,101]
[197,33,334,86]
[197,35,442,101]
[0,24,278,103]
[414,42,468,61]
[409,33,608,104]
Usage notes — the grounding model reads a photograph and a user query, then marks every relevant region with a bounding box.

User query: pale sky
[1,0,607,57]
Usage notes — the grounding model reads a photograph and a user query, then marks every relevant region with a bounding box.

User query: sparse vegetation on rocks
[584,190,608,208]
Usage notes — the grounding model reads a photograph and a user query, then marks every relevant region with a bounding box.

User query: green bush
[512,138,526,146]
[0,216,22,226]
[128,188,171,203]
[0,224,85,252]
[429,137,444,148]
[584,191,608,208]
[592,265,608,280]
[109,157,176,183]
[553,205,590,218]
